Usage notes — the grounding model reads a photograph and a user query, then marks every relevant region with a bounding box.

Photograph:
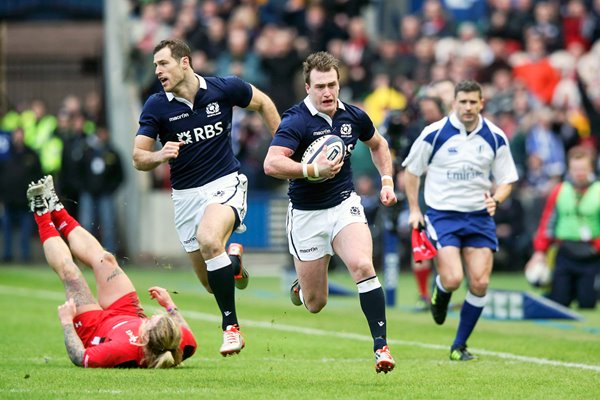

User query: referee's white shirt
[402,113,518,212]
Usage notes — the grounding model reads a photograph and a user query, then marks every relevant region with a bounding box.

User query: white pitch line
[1,284,599,373]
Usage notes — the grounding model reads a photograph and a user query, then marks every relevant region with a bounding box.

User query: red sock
[51,208,80,238]
[34,213,60,244]
[414,267,432,298]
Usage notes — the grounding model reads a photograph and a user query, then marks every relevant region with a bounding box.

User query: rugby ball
[525,261,551,287]
[301,135,346,183]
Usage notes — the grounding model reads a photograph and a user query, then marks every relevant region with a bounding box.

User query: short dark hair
[418,95,445,114]
[568,145,596,166]
[153,39,193,69]
[303,52,340,85]
[454,80,482,99]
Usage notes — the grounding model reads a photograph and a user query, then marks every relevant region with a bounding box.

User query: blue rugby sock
[452,291,487,349]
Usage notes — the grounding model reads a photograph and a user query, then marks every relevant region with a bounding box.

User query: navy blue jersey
[137,75,252,189]
[271,98,375,210]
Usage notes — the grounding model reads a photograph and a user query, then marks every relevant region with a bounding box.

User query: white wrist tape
[312,163,319,178]
[302,163,309,178]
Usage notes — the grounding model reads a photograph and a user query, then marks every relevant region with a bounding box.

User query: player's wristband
[302,163,309,178]
[312,163,320,178]
[381,175,393,187]
[166,305,178,314]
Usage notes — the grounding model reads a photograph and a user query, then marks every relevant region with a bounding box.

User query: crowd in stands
[0,92,124,260]
[126,0,600,272]
[1,0,599,278]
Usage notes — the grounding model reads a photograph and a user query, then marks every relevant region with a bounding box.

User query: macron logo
[169,112,190,122]
[299,247,318,253]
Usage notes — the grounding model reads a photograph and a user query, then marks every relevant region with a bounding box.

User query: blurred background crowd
[1,0,599,278]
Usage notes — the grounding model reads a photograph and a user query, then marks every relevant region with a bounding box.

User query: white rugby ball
[525,261,552,287]
[301,135,346,183]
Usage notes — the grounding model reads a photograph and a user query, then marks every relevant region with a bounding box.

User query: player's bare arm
[132,135,184,171]
[58,299,85,367]
[246,85,281,136]
[148,286,191,330]
[364,130,397,206]
[264,145,342,180]
[484,183,513,217]
[264,146,297,179]
[404,171,424,228]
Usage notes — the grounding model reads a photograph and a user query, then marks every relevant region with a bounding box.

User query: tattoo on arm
[62,324,85,366]
[168,309,190,330]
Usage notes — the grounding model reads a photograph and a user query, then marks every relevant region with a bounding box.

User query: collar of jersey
[165,74,207,103]
[449,112,483,136]
[303,96,346,126]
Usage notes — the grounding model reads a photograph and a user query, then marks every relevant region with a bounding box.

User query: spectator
[494,193,528,271]
[420,0,455,38]
[58,112,88,216]
[340,16,375,101]
[363,73,407,128]
[256,25,304,113]
[397,14,422,56]
[525,107,567,179]
[372,39,413,86]
[526,146,600,309]
[298,3,343,53]
[0,127,42,262]
[79,126,125,255]
[215,28,266,87]
[528,1,562,52]
[511,29,561,104]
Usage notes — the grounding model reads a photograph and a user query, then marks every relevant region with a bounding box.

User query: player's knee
[305,301,326,313]
[349,259,375,281]
[304,296,327,313]
[60,260,82,281]
[442,275,463,291]
[100,251,118,269]
[197,236,222,258]
[469,277,489,294]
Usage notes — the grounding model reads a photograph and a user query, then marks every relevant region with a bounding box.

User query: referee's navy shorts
[425,208,498,251]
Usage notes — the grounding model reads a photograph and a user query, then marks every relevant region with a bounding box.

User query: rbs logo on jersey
[176,122,224,144]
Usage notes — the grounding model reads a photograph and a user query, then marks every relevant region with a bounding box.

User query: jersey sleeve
[180,326,197,360]
[270,113,303,153]
[222,76,253,108]
[491,137,519,185]
[356,108,376,142]
[401,130,433,176]
[137,95,161,139]
[83,341,140,368]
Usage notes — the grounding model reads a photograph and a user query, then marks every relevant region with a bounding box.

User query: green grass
[1,264,599,399]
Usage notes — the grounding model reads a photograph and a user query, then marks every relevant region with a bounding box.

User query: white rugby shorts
[287,192,367,261]
[172,172,248,252]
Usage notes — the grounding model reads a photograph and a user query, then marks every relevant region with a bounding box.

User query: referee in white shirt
[402,80,518,361]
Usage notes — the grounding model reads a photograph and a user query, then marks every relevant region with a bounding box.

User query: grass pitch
[0,263,599,399]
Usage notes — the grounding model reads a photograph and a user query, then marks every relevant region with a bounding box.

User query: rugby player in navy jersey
[263,52,398,373]
[402,80,518,361]
[132,39,280,356]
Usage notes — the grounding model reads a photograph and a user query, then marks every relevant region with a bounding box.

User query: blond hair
[138,314,183,368]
